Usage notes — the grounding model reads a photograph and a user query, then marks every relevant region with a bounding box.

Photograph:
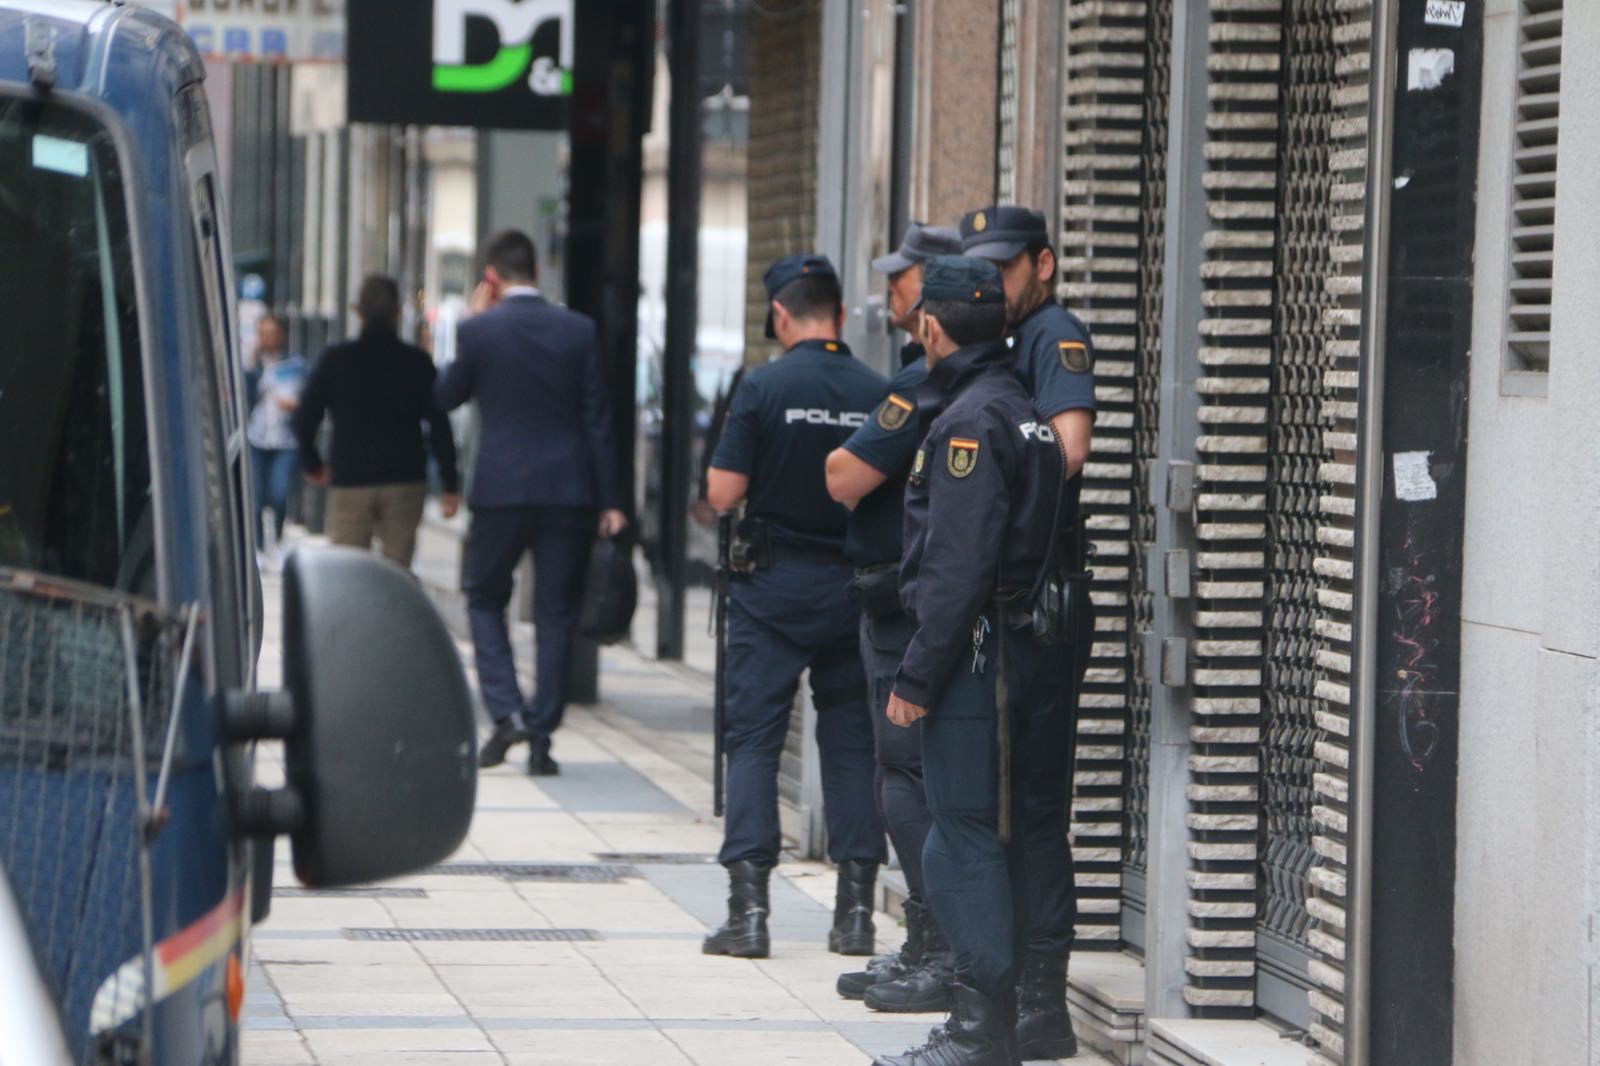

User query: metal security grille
[1058,0,1171,949]
[997,0,1021,203]
[1301,1,1374,1059]
[1255,0,1352,1028]
[1506,0,1564,371]
[1186,0,1371,1041]
[0,586,185,1063]
[1185,0,1285,1015]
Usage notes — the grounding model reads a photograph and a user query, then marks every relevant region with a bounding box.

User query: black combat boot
[837,897,930,999]
[871,982,1021,1066]
[1013,951,1077,1061]
[863,905,953,1013]
[828,859,878,956]
[702,861,771,958]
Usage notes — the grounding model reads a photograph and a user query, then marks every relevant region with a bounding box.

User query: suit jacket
[435,293,622,511]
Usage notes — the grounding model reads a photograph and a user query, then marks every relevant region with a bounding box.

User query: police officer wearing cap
[959,204,1094,1058]
[703,254,888,960]
[825,223,961,1014]
[869,256,1070,1066]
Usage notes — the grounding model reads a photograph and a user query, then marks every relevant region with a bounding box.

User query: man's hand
[690,498,716,528]
[886,693,927,728]
[440,493,461,520]
[598,509,628,538]
[468,280,499,316]
[303,467,330,488]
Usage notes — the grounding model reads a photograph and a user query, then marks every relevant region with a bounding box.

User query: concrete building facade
[737,0,1598,1063]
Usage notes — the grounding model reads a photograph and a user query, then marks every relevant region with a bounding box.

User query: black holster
[849,564,902,619]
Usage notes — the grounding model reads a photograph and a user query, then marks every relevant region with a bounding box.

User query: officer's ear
[834,304,847,334]
[770,299,790,336]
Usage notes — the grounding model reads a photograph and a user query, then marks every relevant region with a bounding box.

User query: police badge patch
[1058,340,1090,373]
[877,393,914,431]
[947,437,979,478]
[1056,342,1094,376]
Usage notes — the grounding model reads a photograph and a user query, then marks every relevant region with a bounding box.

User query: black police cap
[959,205,1049,262]
[913,256,1005,310]
[762,253,839,339]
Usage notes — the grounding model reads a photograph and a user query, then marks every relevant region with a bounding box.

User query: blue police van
[0,3,478,1062]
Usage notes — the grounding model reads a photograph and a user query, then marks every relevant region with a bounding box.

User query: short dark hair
[1023,235,1057,284]
[484,229,537,283]
[357,274,402,330]
[773,274,842,324]
[924,298,1007,347]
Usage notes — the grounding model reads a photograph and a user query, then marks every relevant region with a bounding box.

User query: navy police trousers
[920,621,1078,998]
[719,561,885,869]
[861,607,932,903]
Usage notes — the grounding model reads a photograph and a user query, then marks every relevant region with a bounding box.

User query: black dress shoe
[526,736,560,777]
[478,719,528,768]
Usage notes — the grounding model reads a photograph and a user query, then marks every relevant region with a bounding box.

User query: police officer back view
[703,254,888,959]
[826,223,961,1014]
[872,258,1068,1066]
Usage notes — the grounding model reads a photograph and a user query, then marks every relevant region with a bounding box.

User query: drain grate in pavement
[429,862,638,883]
[343,928,600,943]
[274,887,427,899]
[593,852,719,865]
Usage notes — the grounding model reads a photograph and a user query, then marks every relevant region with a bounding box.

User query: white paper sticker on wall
[1425,0,1466,28]
[32,134,88,178]
[1407,48,1456,91]
[1393,451,1439,502]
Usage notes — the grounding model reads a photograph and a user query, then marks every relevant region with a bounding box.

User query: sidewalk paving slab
[244,540,1111,1066]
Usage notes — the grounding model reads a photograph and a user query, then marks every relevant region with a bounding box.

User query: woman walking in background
[246,313,306,563]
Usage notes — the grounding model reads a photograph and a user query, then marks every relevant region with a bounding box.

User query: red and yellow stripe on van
[90,885,246,1034]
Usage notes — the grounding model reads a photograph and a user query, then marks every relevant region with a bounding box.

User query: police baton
[712,513,733,818]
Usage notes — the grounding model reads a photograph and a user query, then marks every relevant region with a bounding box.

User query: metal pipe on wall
[1347,0,1400,1057]
[657,0,704,661]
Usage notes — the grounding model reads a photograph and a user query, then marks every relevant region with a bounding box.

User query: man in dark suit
[435,230,627,776]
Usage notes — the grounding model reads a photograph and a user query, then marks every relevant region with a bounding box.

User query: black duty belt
[770,544,849,567]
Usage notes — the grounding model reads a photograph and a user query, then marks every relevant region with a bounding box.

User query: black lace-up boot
[870,982,1021,1066]
[838,897,930,999]
[701,861,771,958]
[1013,951,1076,1060]
[828,859,878,956]
[863,905,953,1013]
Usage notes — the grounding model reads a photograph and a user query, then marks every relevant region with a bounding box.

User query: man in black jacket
[435,230,627,776]
[293,274,460,570]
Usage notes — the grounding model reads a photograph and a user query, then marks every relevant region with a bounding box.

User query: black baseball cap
[912,256,1006,311]
[871,223,962,275]
[762,253,838,339]
[960,205,1049,261]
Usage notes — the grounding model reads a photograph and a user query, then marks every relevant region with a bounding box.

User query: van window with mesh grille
[0,100,153,593]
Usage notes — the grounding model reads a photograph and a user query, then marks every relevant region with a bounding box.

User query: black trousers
[860,607,931,904]
[920,622,1077,997]
[463,505,594,743]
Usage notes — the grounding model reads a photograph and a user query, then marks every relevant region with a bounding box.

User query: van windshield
[0,98,153,595]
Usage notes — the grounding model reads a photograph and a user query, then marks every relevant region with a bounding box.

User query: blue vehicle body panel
[0,4,251,1063]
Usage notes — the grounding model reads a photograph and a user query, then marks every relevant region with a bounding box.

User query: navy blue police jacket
[435,292,623,511]
[894,339,1064,710]
[842,344,932,568]
[711,338,886,553]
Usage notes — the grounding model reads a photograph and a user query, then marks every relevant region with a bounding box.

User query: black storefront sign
[346,0,571,129]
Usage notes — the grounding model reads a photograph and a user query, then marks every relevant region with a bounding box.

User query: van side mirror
[270,546,476,886]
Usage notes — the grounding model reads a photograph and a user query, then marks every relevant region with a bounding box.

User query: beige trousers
[325,482,428,568]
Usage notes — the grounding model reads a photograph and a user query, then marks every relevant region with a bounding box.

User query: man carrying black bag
[436,230,628,776]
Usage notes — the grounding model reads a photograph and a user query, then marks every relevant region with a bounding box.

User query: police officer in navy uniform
[960,205,1095,1059]
[870,257,1071,1066]
[703,254,888,959]
[826,223,961,1014]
